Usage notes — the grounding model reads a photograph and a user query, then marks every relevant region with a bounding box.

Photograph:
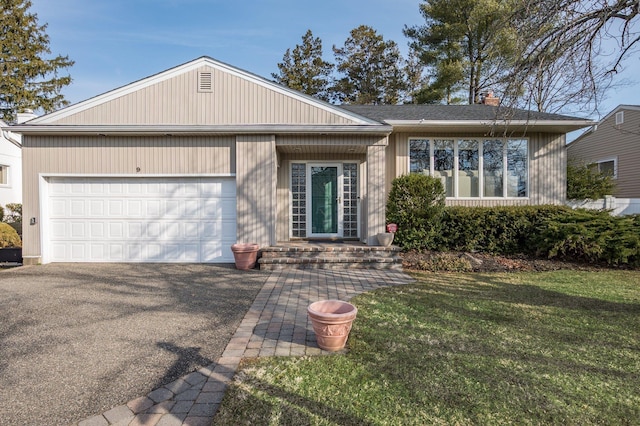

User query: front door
[309,164,341,237]
[290,162,359,239]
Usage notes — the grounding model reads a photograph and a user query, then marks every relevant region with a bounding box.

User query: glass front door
[290,162,359,239]
[310,165,340,236]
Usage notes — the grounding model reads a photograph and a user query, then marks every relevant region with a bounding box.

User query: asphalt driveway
[0,263,268,426]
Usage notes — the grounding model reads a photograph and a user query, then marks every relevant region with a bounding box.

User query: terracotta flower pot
[307,300,358,352]
[230,243,259,270]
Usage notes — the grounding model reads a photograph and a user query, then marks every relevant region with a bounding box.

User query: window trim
[594,157,618,179]
[407,137,530,200]
[615,111,624,125]
[0,164,9,187]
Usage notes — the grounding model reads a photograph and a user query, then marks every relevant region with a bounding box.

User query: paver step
[260,245,401,259]
[258,256,403,271]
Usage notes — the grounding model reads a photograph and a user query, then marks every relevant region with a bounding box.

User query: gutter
[1,129,22,148]
[5,124,393,136]
[384,119,594,132]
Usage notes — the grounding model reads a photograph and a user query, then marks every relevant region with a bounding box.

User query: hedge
[387,199,640,266]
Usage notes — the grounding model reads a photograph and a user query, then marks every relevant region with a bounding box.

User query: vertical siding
[366,144,387,245]
[276,134,382,151]
[21,135,235,260]
[236,135,276,245]
[388,132,566,207]
[54,66,356,126]
[568,109,640,198]
[530,132,566,205]
[276,157,290,242]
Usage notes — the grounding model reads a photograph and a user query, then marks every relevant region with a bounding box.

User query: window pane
[0,165,7,185]
[507,139,528,197]
[409,139,430,174]
[483,140,504,197]
[598,161,615,177]
[458,140,479,197]
[434,139,454,197]
[291,163,306,237]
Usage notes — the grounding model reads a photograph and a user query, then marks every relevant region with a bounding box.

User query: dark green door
[310,165,338,235]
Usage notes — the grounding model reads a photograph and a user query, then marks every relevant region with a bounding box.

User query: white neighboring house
[0,111,37,209]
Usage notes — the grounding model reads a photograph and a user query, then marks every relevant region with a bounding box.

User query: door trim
[288,161,360,240]
[307,163,343,238]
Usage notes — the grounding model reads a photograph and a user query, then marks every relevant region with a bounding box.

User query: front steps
[258,243,403,271]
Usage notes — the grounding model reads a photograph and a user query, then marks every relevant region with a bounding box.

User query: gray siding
[390,131,566,206]
[52,66,357,126]
[366,144,387,245]
[236,135,277,246]
[567,108,640,198]
[21,135,235,261]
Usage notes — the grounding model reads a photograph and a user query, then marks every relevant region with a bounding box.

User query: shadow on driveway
[0,263,268,426]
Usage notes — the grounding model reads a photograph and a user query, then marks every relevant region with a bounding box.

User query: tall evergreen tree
[331,25,407,105]
[272,30,333,101]
[0,0,74,122]
[404,0,517,105]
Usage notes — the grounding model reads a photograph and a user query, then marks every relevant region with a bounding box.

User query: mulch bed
[400,250,620,273]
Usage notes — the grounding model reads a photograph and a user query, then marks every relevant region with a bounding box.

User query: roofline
[599,104,640,123]
[30,56,381,126]
[568,104,640,147]
[6,124,393,136]
[385,119,594,133]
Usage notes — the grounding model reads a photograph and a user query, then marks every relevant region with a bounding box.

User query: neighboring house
[567,105,640,198]
[0,120,23,207]
[6,57,591,265]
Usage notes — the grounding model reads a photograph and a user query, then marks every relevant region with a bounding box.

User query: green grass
[214,271,640,425]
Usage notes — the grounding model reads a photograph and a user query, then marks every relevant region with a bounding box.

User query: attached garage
[43,176,236,263]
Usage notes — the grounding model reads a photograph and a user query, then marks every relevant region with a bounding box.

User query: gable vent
[198,71,213,93]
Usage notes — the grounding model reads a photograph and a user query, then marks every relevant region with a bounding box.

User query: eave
[385,119,594,134]
[6,124,393,137]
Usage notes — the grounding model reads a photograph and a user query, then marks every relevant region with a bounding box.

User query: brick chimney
[480,90,500,106]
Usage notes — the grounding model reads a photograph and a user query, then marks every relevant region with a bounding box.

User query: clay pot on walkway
[231,243,259,270]
[307,300,358,352]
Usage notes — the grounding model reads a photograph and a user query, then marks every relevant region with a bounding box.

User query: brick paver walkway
[77,269,414,426]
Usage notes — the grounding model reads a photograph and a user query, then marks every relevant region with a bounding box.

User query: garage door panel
[70,222,86,238]
[46,177,237,263]
[203,199,236,217]
[69,200,86,216]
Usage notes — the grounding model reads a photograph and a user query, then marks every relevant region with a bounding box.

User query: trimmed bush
[392,202,639,266]
[0,222,21,248]
[440,205,570,254]
[531,209,640,266]
[386,174,445,250]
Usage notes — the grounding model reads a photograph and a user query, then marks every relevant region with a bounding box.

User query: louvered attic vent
[198,71,213,93]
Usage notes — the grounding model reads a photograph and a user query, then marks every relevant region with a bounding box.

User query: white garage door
[46,177,237,263]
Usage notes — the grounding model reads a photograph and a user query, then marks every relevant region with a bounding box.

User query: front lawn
[214,271,640,425]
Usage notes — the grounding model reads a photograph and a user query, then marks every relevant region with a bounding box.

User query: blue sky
[29,0,639,120]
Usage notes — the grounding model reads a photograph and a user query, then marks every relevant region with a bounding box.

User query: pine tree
[0,0,74,122]
[272,30,333,101]
[404,0,517,105]
[331,25,407,105]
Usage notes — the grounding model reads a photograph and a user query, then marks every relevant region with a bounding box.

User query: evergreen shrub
[0,222,21,248]
[386,174,445,250]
